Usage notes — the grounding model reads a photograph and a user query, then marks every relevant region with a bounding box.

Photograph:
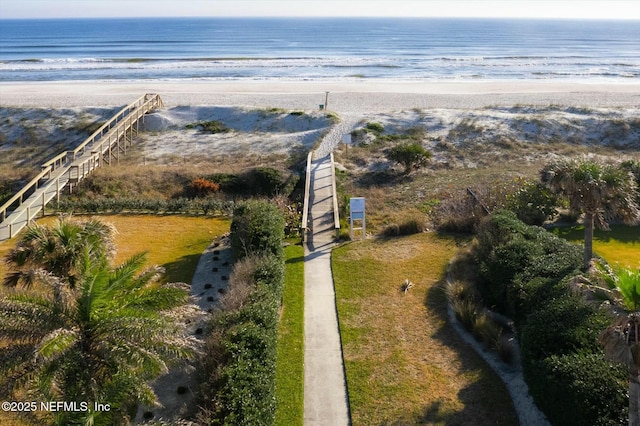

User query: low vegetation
[0,217,199,425]
[275,243,304,426]
[197,200,285,425]
[469,211,628,425]
[332,233,518,425]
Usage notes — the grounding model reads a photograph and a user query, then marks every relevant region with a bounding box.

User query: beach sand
[2,79,639,168]
[2,80,640,110]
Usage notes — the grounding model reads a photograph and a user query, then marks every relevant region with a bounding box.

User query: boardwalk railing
[330,152,341,237]
[0,94,163,240]
[301,152,313,242]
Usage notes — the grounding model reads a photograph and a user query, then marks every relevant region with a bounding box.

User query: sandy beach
[2,79,639,169]
[2,80,640,111]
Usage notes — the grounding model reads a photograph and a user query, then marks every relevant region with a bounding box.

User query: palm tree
[3,215,116,290]
[540,158,640,269]
[0,251,199,425]
[598,266,640,426]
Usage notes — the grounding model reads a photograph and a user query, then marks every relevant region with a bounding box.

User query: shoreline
[2,79,640,111]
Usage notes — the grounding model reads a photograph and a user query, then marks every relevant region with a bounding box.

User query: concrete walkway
[303,153,350,426]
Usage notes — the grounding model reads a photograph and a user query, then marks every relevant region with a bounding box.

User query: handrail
[0,94,163,229]
[301,152,313,242]
[330,152,340,233]
[41,151,69,171]
[0,167,51,221]
[72,94,161,159]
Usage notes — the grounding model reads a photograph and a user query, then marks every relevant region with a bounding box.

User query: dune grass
[552,224,640,268]
[0,215,230,287]
[275,243,305,426]
[332,233,518,426]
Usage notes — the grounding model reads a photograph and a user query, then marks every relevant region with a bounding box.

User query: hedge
[201,201,285,425]
[525,353,627,426]
[230,200,285,260]
[475,210,582,319]
[55,196,234,216]
[473,210,626,425]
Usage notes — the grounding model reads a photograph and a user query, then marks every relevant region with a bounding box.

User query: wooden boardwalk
[0,94,163,242]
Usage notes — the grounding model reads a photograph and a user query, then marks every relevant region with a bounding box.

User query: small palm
[1,251,197,424]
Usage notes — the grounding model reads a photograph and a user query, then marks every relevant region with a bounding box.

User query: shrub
[381,216,426,237]
[475,210,582,315]
[185,177,220,198]
[206,168,296,198]
[474,210,626,425]
[520,296,611,362]
[191,120,229,134]
[230,200,285,260]
[525,353,627,426]
[245,167,290,197]
[199,250,285,425]
[386,142,431,174]
[365,121,384,134]
[505,179,557,225]
[207,173,243,193]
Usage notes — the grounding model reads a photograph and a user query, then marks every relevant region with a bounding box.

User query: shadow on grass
[162,253,203,284]
[552,224,640,244]
[412,277,519,426]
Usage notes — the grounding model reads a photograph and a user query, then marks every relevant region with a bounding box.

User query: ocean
[0,17,638,82]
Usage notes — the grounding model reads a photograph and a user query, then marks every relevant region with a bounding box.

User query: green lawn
[275,243,305,426]
[551,224,640,268]
[0,215,230,285]
[332,233,518,426]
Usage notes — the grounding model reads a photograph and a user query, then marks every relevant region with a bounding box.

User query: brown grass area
[333,233,518,425]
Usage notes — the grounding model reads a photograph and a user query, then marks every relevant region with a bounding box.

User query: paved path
[304,154,350,426]
[304,116,359,426]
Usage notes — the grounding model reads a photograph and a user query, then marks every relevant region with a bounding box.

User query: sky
[0,0,639,20]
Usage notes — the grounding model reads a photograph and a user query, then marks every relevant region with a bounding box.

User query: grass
[0,215,229,425]
[275,243,305,426]
[551,224,640,268]
[332,233,518,425]
[0,215,230,285]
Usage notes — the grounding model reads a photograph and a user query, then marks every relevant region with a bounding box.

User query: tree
[3,215,116,290]
[387,142,431,174]
[0,251,198,425]
[598,266,640,426]
[540,159,640,269]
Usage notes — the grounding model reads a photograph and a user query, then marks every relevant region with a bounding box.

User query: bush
[525,353,627,426]
[206,167,296,198]
[191,120,230,134]
[230,200,285,260]
[199,243,285,425]
[474,210,626,425]
[505,180,557,225]
[475,210,582,316]
[381,216,426,237]
[365,121,384,134]
[185,177,220,198]
[520,296,611,362]
[386,142,431,174]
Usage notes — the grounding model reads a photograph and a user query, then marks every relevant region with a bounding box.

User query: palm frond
[36,328,80,363]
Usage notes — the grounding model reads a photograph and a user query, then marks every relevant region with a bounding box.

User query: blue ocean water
[0,17,638,82]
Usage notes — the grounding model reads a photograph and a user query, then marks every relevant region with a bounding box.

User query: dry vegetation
[334,106,640,235]
[332,234,518,425]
